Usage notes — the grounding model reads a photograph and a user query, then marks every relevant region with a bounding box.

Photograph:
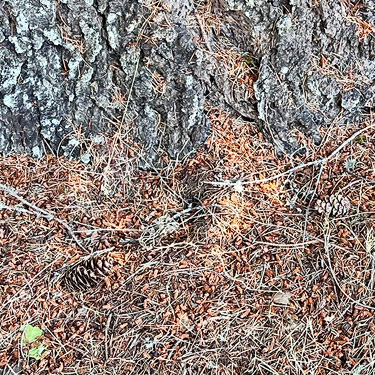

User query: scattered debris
[0,115,374,374]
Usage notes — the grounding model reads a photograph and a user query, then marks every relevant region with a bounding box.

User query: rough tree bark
[0,0,374,165]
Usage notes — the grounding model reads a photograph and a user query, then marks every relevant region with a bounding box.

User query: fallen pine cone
[62,255,112,291]
[315,194,351,217]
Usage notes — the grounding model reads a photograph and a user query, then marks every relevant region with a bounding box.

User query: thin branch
[205,124,375,187]
[104,313,113,361]
[0,183,86,252]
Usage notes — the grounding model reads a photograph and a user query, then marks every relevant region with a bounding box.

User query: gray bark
[1,0,374,165]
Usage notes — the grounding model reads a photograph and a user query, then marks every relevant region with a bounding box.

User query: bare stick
[205,124,375,187]
[104,313,113,361]
[0,183,86,252]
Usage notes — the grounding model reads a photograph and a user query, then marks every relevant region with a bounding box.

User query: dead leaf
[273,291,293,306]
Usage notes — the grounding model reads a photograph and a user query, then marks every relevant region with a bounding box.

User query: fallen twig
[204,123,375,188]
[0,183,86,252]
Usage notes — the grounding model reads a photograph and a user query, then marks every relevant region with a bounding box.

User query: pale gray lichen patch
[3,94,17,109]
[32,146,43,159]
[93,135,105,144]
[0,62,22,94]
[43,29,64,46]
[0,0,210,163]
[106,13,121,50]
[79,19,102,62]
[3,0,373,166]
[80,153,91,163]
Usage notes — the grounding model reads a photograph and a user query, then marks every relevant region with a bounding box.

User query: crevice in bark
[0,0,374,166]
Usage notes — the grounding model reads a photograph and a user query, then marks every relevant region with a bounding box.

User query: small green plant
[20,325,43,344]
[20,325,47,360]
[344,157,356,171]
[242,54,258,69]
[28,344,48,360]
[356,135,367,144]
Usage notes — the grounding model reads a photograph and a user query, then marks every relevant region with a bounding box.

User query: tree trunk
[1,0,374,165]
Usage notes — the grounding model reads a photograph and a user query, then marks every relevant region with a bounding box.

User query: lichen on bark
[1,0,375,164]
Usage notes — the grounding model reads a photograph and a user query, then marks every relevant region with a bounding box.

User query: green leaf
[21,325,44,344]
[28,344,47,360]
[356,135,367,144]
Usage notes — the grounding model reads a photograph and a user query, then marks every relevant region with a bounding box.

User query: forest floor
[0,110,375,375]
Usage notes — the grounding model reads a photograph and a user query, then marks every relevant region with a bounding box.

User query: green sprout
[20,325,47,361]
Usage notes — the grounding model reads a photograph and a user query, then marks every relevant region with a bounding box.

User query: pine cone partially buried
[315,194,351,217]
[63,256,112,291]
